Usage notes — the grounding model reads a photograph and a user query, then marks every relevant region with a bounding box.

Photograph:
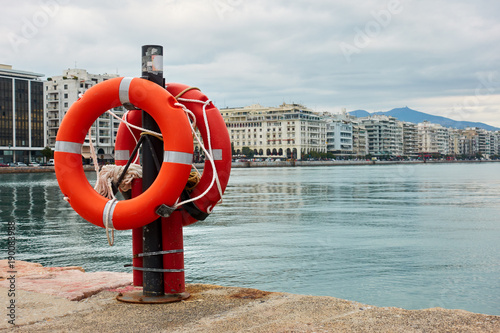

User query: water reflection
[186,164,500,315]
[1,163,500,316]
[0,173,132,272]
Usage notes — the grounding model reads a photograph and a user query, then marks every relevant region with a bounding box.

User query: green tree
[241,146,255,158]
[41,146,53,161]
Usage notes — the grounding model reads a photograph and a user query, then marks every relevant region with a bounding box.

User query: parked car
[16,162,27,167]
[30,163,40,167]
[0,163,9,167]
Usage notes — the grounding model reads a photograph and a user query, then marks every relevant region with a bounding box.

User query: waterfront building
[222,103,327,160]
[325,120,353,155]
[448,128,461,156]
[0,64,44,164]
[401,122,418,156]
[45,69,121,160]
[351,122,368,157]
[418,121,449,154]
[359,115,402,156]
[494,132,500,155]
[458,128,479,156]
[475,128,496,157]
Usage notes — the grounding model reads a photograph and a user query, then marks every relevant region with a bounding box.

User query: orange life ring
[167,83,232,226]
[54,77,194,230]
[113,83,232,226]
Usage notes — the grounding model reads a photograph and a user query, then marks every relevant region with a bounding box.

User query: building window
[15,79,29,147]
[0,77,13,147]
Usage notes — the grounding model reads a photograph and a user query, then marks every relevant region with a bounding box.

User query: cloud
[1,0,499,126]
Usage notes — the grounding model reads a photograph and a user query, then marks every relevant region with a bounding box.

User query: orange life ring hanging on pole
[166,82,232,226]
[54,77,194,230]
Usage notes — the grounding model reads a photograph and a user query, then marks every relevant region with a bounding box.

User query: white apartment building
[401,122,418,156]
[326,120,352,155]
[322,109,356,155]
[360,115,403,156]
[45,69,121,160]
[222,103,327,160]
[475,128,498,156]
[418,121,449,154]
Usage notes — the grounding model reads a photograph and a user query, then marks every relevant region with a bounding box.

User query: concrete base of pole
[116,290,190,304]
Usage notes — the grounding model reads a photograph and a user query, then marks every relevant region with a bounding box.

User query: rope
[174,86,201,99]
[140,131,163,142]
[106,109,163,140]
[88,128,100,175]
[92,162,142,247]
[123,111,140,164]
[94,164,143,198]
[87,128,121,246]
[172,97,224,209]
[186,171,201,192]
[88,122,142,246]
[105,93,224,210]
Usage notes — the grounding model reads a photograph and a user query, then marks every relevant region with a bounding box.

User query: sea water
[1,163,499,315]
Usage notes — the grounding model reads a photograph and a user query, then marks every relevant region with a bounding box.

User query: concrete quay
[1,261,499,332]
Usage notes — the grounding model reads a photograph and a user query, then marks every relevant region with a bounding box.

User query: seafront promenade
[1,159,499,174]
[1,261,499,332]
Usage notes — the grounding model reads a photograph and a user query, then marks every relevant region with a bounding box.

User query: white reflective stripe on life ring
[102,199,118,229]
[119,77,134,105]
[163,151,192,165]
[55,141,82,155]
[115,150,130,161]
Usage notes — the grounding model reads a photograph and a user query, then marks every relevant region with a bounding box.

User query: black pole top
[141,45,164,86]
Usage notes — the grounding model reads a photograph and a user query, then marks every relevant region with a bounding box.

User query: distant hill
[349,107,500,131]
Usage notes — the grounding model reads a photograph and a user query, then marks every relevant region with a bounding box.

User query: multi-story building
[401,122,418,156]
[0,64,45,164]
[476,128,494,156]
[458,128,479,156]
[222,103,327,160]
[360,115,402,156]
[493,132,500,156]
[45,69,121,160]
[448,128,461,156]
[325,120,353,155]
[418,121,449,154]
[351,122,368,157]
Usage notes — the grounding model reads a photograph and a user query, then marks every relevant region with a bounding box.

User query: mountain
[348,107,500,131]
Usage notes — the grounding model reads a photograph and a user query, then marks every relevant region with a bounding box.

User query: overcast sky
[2,0,500,126]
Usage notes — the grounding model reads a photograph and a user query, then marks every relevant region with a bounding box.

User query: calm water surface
[1,163,499,315]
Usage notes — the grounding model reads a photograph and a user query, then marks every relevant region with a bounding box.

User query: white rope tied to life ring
[94,164,143,200]
[93,163,142,247]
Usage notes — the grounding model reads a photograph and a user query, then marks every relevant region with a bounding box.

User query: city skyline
[1,1,500,127]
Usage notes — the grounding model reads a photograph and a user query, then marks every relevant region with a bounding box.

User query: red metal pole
[131,178,143,287]
[162,211,187,295]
